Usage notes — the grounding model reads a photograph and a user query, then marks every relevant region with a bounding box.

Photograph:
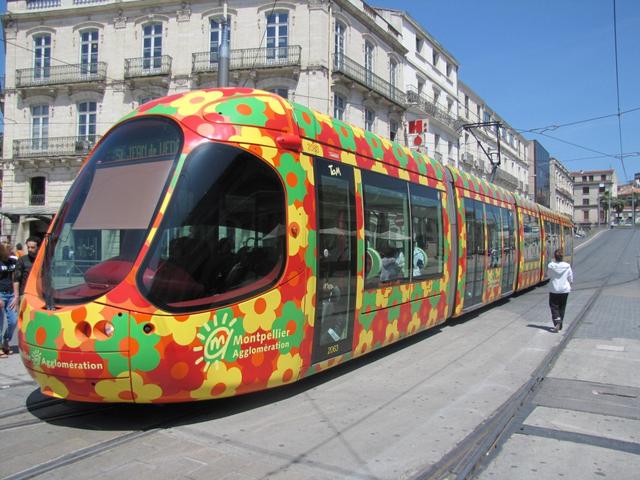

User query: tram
[18,88,573,403]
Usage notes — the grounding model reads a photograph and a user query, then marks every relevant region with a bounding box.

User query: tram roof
[447,166,516,205]
[125,88,447,184]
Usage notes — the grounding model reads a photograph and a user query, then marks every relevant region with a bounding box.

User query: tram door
[312,158,357,364]
[501,208,516,294]
[464,198,486,308]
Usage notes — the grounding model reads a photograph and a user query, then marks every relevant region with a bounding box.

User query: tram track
[415,229,637,480]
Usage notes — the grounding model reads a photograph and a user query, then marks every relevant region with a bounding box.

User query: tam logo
[194,312,238,372]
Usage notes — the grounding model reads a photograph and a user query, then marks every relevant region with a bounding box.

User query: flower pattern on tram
[268,353,303,388]
[18,88,559,404]
[239,289,282,333]
[272,301,305,354]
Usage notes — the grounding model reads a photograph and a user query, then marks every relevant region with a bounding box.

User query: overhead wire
[612,0,628,180]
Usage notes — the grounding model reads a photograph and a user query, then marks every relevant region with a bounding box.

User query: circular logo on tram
[194,312,238,372]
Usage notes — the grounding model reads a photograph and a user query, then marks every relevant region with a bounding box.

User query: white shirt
[547,261,573,293]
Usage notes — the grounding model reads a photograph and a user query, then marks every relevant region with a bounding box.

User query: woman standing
[0,243,17,356]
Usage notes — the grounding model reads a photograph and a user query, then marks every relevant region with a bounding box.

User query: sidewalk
[479,241,640,479]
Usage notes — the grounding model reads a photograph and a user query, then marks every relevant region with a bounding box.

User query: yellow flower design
[191,362,242,400]
[94,373,132,402]
[288,204,309,257]
[239,289,282,333]
[131,373,163,403]
[398,169,410,181]
[427,304,439,327]
[302,139,323,158]
[299,153,315,185]
[372,161,388,175]
[255,94,286,115]
[230,126,276,149]
[375,287,393,308]
[304,276,316,326]
[384,319,400,346]
[33,371,69,399]
[408,312,421,335]
[268,353,303,388]
[400,284,412,303]
[153,311,210,346]
[340,151,357,166]
[354,329,374,357]
[171,90,224,117]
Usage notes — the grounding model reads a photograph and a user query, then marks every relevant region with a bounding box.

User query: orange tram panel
[18,88,573,403]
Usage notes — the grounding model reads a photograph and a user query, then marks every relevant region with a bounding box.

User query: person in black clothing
[11,237,40,310]
[0,242,18,356]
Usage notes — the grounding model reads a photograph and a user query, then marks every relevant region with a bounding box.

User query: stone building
[549,157,574,219]
[571,169,618,226]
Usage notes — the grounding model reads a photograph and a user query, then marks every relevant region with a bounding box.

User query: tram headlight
[95,320,115,339]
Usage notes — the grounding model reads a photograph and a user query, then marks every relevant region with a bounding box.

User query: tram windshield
[138,142,286,312]
[42,117,182,304]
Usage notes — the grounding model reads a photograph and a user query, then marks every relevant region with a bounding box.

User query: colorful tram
[19,88,573,403]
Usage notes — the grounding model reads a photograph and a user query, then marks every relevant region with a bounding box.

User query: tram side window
[410,183,443,278]
[487,204,502,268]
[563,226,573,255]
[362,171,410,288]
[523,213,540,261]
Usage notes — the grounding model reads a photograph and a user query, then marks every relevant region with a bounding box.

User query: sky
[1,1,639,183]
[372,0,640,183]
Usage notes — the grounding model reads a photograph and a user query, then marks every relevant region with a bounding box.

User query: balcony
[332,54,406,108]
[30,194,46,206]
[192,46,302,77]
[13,136,100,159]
[124,55,172,79]
[16,62,107,89]
[406,88,459,132]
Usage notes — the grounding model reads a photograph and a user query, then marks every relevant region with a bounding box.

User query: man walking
[547,248,573,332]
[10,237,40,312]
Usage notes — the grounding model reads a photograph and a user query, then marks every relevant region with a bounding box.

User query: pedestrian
[0,243,18,356]
[547,248,573,333]
[11,237,40,313]
[15,243,24,258]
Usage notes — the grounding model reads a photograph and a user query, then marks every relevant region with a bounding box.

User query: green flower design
[392,144,409,168]
[25,311,62,364]
[332,119,356,151]
[305,231,317,274]
[364,131,384,160]
[272,301,305,353]
[293,104,321,139]
[214,97,268,126]
[279,153,307,205]
[359,291,377,331]
[95,313,161,377]
[143,104,179,117]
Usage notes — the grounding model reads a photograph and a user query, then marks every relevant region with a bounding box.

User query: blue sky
[1,1,639,183]
[373,0,640,183]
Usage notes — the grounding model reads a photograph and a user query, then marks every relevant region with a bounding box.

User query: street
[0,228,638,480]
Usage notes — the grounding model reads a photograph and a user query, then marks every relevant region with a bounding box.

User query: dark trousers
[549,293,569,321]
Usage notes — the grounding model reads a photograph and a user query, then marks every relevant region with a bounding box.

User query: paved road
[0,229,637,479]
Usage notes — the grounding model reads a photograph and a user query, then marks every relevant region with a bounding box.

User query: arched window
[33,34,51,79]
[266,12,288,60]
[80,29,99,75]
[142,23,163,70]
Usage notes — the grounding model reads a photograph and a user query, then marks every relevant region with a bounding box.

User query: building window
[464,95,469,117]
[333,93,345,120]
[365,108,374,131]
[601,174,607,181]
[209,18,230,63]
[142,23,163,69]
[268,88,288,99]
[582,199,589,206]
[389,58,397,89]
[446,62,452,77]
[583,210,589,221]
[483,110,490,123]
[364,41,374,86]
[582,186,589,194]
[30,177,46,206]
[31,105,49,151]
[389,119,398,142]
[447,98,453,113]
[432,50,439,67]
[432,86,440,105]
[78,101,97,143]
[416,36,423,54]
[80,29,99,75]
[335,20,345,61]
[266,12,288,59]
[417,78,425,96]
[33,34,51,79]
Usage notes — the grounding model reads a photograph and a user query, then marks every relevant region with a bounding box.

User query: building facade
[457,81,529,195]
[1,0,409,241]
[571,169,618,226]
[376,8,460,166]
[549,157,574,219]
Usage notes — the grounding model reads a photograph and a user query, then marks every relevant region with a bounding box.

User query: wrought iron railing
[332,54,406,106]
[16,62,107,88]
[192,45,302,74]
[124,55,172,78]
[406,88,459,130]
[13,136,100,158]
[27,0,60,9]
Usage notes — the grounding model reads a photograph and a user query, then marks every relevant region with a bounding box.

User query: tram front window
[43,118,182,304]
[139,142,286,312]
